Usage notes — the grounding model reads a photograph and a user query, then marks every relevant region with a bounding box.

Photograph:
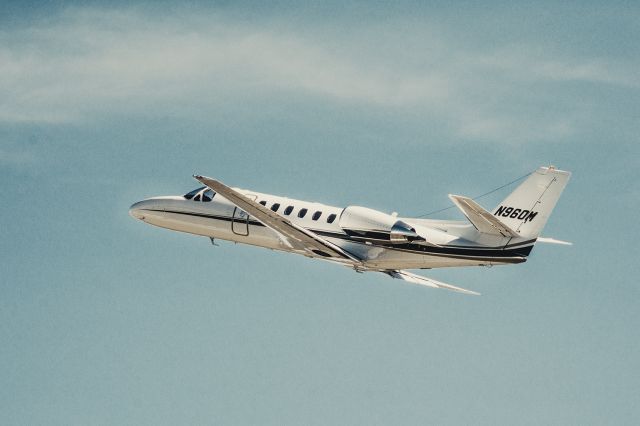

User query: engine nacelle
[339,206,424,243]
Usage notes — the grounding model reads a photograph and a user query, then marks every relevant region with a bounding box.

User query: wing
[193,175,361,264]
[448,194,519,237]
[385,270,480,295]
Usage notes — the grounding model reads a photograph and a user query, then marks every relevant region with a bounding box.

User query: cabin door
[231,194,256,236]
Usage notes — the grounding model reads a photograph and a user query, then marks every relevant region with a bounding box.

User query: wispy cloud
[467,47,638,87]
[0,6,637,143]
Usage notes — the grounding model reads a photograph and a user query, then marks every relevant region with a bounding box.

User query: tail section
[493,166,571,239]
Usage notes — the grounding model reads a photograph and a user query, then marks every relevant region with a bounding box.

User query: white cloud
[0,6,636,143]
[0,11,449,114]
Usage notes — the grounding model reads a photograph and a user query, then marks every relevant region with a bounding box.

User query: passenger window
[284,206,294,215]
[271,203,280,212]
[298,208,308,218]
[327,213,337,224]
[312,211,322,221]
[194,194,201,201]
[259,200,267,206]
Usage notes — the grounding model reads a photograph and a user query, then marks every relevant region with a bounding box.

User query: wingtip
[448,286,481,296]
[388,270,481,296]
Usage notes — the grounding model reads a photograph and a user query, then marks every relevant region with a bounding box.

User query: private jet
[129,166,571,295]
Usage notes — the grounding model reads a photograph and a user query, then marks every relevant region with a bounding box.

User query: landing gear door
[231,194,256,236]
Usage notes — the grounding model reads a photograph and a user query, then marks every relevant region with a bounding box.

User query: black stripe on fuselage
[145,209,266,227]
[311,230,533,258]
[144,209,532,260]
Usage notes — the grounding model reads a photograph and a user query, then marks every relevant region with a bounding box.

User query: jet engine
[338,206,425,243]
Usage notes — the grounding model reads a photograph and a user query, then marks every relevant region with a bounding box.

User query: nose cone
[129,196,185,221]
[129,200,153,220]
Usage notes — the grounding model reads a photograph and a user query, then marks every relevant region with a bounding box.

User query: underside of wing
[194,175,361,264]
[385,270,480,295]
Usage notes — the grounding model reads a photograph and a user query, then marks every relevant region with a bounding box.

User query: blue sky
[1,2,639,425]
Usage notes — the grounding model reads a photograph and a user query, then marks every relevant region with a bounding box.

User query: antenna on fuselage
[415,171,531,218]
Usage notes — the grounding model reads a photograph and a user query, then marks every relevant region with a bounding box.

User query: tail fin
[493,166,571,239]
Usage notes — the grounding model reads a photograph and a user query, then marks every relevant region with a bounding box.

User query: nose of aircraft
[129,196,186,220]
[129,200,154,220]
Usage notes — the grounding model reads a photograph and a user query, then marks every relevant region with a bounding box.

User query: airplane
[129,165,571,295]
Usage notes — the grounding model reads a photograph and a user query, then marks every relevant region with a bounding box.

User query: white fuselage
[129,187,531,271]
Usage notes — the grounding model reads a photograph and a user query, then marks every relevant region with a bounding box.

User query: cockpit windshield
[184,186,215,202]
[184,186,205,200]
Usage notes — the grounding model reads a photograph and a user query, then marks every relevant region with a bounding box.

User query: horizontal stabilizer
[386,270,480,295]
[537,237,573,246]
[449,194,519,237]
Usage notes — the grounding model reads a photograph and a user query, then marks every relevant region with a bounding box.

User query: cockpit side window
[202,189,215,202]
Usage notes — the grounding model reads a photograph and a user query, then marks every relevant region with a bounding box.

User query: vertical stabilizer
[493,166,571,239]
